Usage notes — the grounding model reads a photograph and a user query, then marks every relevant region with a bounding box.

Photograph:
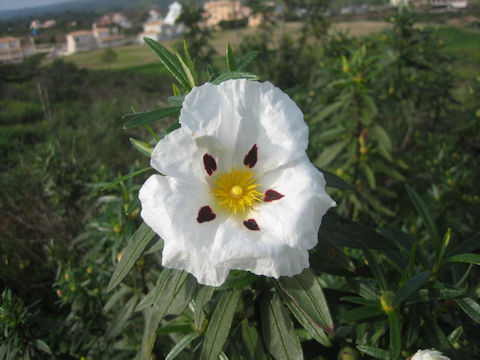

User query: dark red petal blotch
[243,218,260,231]
[243,144,258,168]
[197,206,216,223]
[203,153,217,175]
[264,190,285,202]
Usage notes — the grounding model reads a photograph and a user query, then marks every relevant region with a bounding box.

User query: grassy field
[61,20,391,72]
[58,20,479,82]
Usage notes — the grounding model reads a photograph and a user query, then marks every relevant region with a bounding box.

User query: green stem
[144,124,160,141]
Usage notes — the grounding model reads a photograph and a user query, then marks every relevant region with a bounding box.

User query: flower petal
[255,156,336,249]
[179,79,309,174]
[139,174,230,286]
[150,127,207,181]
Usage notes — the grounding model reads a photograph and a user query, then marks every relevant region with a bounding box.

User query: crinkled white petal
[139,174,314,286]
[255,155,336,249]
[179,79,308,174]
[411,350,450,360]
[139,174,230,285]
[150,127,207,182]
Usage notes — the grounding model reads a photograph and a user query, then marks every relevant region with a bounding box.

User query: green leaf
[241,320,267,360]
[194,286,215,332]
[141,271,197,360]
[314,139,349,168]
[129,138,153,158]
[311,102,343,123]
[284,84,304,97]
[388,311,401,359]
[317,167,354,190]
[405,184,441,258]
[337,306,383,323]
[447,253,480,266]
[166,333,200,360]
[157,324,192,335]
[314,125,346,142]
[101,167,153,191]
[456,297,480,324]
[168,96,184,106]
[200,289,241,360]
[226,43,237,71]
[447,233,480,256]
[207,64,220,82]
[362,163,376,189]
[143,37,191,90]
[405,287,465,304]
[145,238,164,254]
[359,243,388,291]
[277,269,333,335]
[236,50,259,71]
[356,345,389,360]
[173,47,196,89]
[135,268,173,311]
[319,212,397,251]
[392,271,432,306]
[123,106,181,129]
[103,285,131,312]
[33,339,51,355]
[372,124,392,151]
[260,291,304,360]
[211,71,259,85]
[107,223,156,292]
[105,294,138,339]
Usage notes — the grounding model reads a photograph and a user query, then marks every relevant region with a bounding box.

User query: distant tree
[177,1,216,66]
[101,47,118,67]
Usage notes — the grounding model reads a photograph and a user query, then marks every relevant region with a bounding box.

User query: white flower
[139,79,335,286]
[411,349,450,360]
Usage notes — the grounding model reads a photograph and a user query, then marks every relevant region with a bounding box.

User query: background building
[0,36,36,64]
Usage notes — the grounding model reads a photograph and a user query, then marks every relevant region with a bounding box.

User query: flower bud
[410,349,450,360]
[337,346,360,360]
[380,291,397,313]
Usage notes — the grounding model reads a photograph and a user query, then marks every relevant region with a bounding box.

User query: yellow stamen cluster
[213,167,262,214]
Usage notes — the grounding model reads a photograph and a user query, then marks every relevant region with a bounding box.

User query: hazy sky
[0,0,80,11]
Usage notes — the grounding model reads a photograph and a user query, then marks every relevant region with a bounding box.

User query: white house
[139,3,184,43]
[0,36,36,64]
[65,24,123,55]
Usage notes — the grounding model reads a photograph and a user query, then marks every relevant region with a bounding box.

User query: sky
[0,0,79,11]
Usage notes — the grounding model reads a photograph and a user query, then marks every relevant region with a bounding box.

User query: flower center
[212,167,262,214]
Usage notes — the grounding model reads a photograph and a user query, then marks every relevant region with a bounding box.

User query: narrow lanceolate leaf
[314,139,349,168]
[105,294,138,339]
[129,138,153,158]
[141,271,197,360]
[356,345,389,360]
[241,320,267,360]
[123,106,181,129]
[284,84,304,97]
[260,292,304,360]
[405,184,441,257]
[33,340,52,355]
[173,48,196,89]
[143,37,191,90]
[107,223,156,292]
[165,332,200,360]
[200,289,241,360]
[194,286,215,332]
[311,102,343,123]
[236,50,258,71]
[456,297,480,324]
[211,71,259,85]
[135,268,173,311]
[359,243,388,291]
[317,167,354,190]
[447,253,480,266]
[447,233,480,256]
[388,311,401,359]
[392,271,432,306]
[337,306,383,324]
[405,287,465,304]
[101,167,153,191]
[226,43,237,71]
[277,287,331,346]
[277,269,333,336]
